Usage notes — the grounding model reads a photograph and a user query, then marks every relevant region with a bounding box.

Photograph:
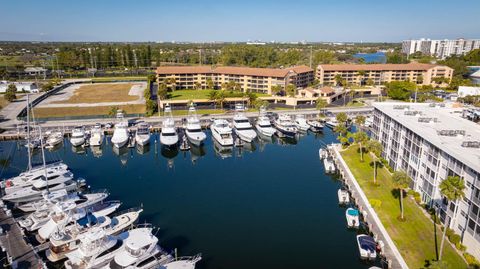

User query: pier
[330,144,409,269]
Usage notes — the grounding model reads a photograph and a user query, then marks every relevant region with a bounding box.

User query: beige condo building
[316,63,453,86]
[156,65,314,94]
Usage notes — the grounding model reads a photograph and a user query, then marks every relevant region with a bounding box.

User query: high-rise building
[402,38,480,59]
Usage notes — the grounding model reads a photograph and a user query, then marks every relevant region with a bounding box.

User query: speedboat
[232,104,257,142]
[356,234,377,260]
[70,126,86,147]
[307,119,324,132]
[294,114,310,132]
[255,108,276,137]
[135,123,151,146]
[185,105,206,146]
[47,208,143,262]
[160,105,179,147]
[159,256,202,269]
[338,189,350,204]
[346,207,360,228]
[3,165,71,194]
[46,131,64,148]
[323,157,336,173]
[325,118,338,129]
[21,201,87,232]
[210,119,234,146]
[89,123,104,147]
[318,148,328,160]
[274,115,297,137]
[111,111,129,148]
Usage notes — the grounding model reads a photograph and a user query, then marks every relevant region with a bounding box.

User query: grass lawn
[167,89,270,100]
[91,76,146,82]
[33,104,145,118]
[341,145,466,269]
[0,95,9,109]
[53,83,140,104]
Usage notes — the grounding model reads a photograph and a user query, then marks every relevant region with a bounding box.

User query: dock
[0,206,46,268]
[329,144,409,269]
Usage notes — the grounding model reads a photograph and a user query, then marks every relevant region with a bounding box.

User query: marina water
[0,128,378,269]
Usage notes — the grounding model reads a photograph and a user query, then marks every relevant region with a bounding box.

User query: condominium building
[402,38,480,59]
[155,65,314,94]
[372,102,480,259]
[316,63,453,86]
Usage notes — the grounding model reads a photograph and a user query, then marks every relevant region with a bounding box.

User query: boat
[46,131,64,148]
[325,118,338,129]
[307,119,324,132]
[2,163,70,194]
[20,201,87,232]
[274,114,297,137]
[255,108,276,137]
[210,119,234,146]
[111,111,129,148]
[46,208,143,262]
[356,234,377,260]
[318,148,328,160]
[179,135,190,151]
[232,104,257,142]
[89,123,105,147]
[323,157,336,173]
[337,189,350,204]
[346,207,360,228]
[159,256,202,269]
[185,104,207,146]
[70,126,86,147]
[294,114,310,132]
[135,122,151,146]
[160,105,179,147]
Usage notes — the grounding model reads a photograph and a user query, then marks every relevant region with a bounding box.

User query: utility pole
[309,46,313,68]
[199,49,202,66]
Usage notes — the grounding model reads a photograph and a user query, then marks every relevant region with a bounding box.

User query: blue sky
[0,0,478,42]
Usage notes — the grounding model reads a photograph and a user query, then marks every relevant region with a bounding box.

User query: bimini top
[358,235,376,251]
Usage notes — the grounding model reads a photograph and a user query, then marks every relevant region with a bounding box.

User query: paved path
[0,93,43,130]
[331,144,409,269]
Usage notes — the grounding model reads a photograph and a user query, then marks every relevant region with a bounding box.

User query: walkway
[330,144,409,269]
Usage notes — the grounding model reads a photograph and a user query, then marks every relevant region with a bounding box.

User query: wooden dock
[0,206,45,269]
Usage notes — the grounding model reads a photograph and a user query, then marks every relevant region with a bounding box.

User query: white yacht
[318,148,328,160]
[135,123,151,146]
[274,114,297,137]
[356,234,377,260]
[185,105,206,146]
[232,104,257,142]
[255,108,276,137]
[70,126,86,147]
[111,111,129,148]
[307,119,324,132]
[160,105,179,147]
[325,118,338,129]
[47,208,143,262]
[323,157,336,173]
[338,189,350,204]
[3,165,71,194]
[346,207,360,228]
[210,119,234,146]
[46,131,64,148]
[21,201,87,232]
[160,256,202,269]
[294,114,310,132]
[89,123,104,147]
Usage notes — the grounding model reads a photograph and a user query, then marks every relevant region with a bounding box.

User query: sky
[0,0,478,42]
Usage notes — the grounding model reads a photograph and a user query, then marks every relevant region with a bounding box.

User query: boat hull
[186,131,206,146]
[235,129,257,143]
[70,138,85,147]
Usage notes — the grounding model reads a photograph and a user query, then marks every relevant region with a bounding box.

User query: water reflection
[212,140,233,159]
[136,144,150,155]
[91,146,103,158]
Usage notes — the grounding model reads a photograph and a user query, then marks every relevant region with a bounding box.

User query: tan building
[156,65,314,94]
[316,63,453,86]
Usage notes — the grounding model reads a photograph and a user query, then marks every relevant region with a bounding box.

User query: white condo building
[372,102,480,259]
[402,38,480,59]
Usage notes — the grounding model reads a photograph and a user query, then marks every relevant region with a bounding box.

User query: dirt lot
[52,83,140,104]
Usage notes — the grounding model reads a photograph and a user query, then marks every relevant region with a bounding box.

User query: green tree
[385,81,416,101]
[366,78,374,86]
[206,78,214,89]
[108,106,120,117]
[366,140,383,184]
[353,131,369,161]
[194,82,202,90]
[354,115,366,128]
[286,84,297,97]
[216,90,226,109]
[313,50,336,65]
[392,170,411,220]
[336,112,348,124]
[145,100,158,116]
[246,92,258,108]
[157,83,168,100]
[254,99,269,110]
[271,85,282,96]
[386,51,410,64]
[334,74,343,86]
[5,84,17,102]
[333,124,347,136]
[316,98,328,114]
[427,260,450,269]
[438,176,466,261]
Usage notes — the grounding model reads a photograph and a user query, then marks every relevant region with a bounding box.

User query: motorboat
[294,114,310,132]
[255,108,276,137]
[3,170,74,196]
[46,131,64,148]
[338,189,350,204]
[210,119,234,146]
[318,148,328,160]
[20,201,87,232]
[160,105,179,147]
[159,256,203,269]
[323,157,336,173]
[111,111,129,148]
[3,164,70,194]
[89,123,105,147]
[274,114,297,137]
[325,118,338,129]
[346,207,360,228]
[232,104,257,142]
[356,234,377,260]
[185,105,207,146]
[47,208,143,262]
[70,126,86,147]
[307,119,324,132]
[135,123,151,146]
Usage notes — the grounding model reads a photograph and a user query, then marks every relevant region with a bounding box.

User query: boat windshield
[220,133,231,139]
[234,119,249,124]
[163,132,176,136]
[72,133,84,138]
[259,123,271,128]
[236,126,252,131]
[188,128,202,133]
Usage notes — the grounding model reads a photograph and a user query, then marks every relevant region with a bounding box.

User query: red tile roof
[156,65,313,78]
[317,63,450,71]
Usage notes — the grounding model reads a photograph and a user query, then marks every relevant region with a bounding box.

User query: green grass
[341,145,466,269]
[167,89,270,100]
[91,76,146,82]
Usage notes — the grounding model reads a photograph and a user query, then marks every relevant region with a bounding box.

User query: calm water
[0,129,380,269]
[353,52,386,63]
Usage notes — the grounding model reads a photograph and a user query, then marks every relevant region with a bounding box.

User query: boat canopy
[359,235,376,251]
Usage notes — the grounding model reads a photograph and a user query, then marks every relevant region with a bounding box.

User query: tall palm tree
[334,74,343,86]
[355,115,366,131]
[353,131,369,161]
[392,170,411,220]
[316,98,328,115]
[438,176,465,260]
[208,90,218,109]
[366,140,383,184]
[217,90,226,109]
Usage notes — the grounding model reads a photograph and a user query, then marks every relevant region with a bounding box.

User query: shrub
[369,199,382,208]
[448,233,461,245]
[455,242,466,251]
[463,253,480,267]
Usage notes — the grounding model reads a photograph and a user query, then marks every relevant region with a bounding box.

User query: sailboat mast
[38,125,50,193]
[26,94,32,171]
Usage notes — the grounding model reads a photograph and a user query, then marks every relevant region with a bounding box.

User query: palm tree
[358,70,366,85]
[355,115,366,128]
[333,124,347,136]
[336,112,348,124]
[216,90,226,109]
[438,176,466,261]
[334,74,343,86]
[316,98,328,115]
[208,90,218,109]
[353,131,369,161]
[392,170,411,220]
[366,140,383,184]
[246,92,257,108]
[206,78,214,90]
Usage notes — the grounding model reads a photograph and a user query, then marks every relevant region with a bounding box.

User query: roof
[373,102,480,173]
[319,86,334,94]
[318,63,451,72]
[156,65,313,78]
